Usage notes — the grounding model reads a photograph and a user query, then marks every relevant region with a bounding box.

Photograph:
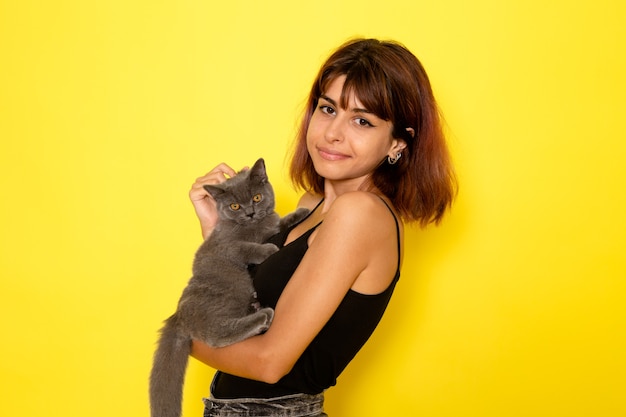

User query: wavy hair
[289,38,457,226]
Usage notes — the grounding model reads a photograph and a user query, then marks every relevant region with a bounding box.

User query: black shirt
[211,201,400,398]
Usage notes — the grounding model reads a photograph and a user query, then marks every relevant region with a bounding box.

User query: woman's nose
[324,116,344,142]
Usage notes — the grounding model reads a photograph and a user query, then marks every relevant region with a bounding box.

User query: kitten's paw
[260,243,279,257]
[250,300,261,312]
[293,207,311,218]
[248,243,279,264]
[280,207,311,229]
[257,307,274,329]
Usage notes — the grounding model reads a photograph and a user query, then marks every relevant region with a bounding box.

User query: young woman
[188,38,456,417]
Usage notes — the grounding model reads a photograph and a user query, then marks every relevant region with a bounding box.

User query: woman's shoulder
[326,191,399,231]
[296,191,400,236]
[317,192,402,294]
[296,192,323,210]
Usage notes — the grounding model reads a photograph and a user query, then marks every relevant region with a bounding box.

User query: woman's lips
[317,147,349,161]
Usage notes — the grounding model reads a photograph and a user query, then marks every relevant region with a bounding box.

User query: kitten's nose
[245,207,255,218]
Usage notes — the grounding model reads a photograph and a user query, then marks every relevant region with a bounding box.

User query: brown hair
[289,38,457,226]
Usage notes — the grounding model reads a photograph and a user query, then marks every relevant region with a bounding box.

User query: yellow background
[1,1,625,416]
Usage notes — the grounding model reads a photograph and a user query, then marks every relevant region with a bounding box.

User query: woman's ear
[390,138,407,155]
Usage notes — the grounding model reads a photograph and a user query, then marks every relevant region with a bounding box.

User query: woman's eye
[229,203,241,211]
[355,117,373,127]
[319,105,335,115]
[252,194,262,203]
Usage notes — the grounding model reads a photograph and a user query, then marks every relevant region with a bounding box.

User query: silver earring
[387,153,402,165]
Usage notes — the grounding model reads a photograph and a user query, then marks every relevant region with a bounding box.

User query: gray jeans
[203,392,327,417]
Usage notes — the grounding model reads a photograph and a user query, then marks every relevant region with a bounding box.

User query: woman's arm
[190,191,400,383]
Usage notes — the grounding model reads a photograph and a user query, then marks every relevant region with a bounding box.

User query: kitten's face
[217,185,273,225]
[204,159,275,225]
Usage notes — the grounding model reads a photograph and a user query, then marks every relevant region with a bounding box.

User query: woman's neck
[321,177,381,212]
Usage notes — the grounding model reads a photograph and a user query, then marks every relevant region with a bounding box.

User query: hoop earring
[387,153,402,165]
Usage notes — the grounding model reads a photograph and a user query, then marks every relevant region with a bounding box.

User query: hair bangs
[320,62,394,122]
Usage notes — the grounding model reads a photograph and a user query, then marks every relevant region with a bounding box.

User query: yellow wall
[1,1,624,416]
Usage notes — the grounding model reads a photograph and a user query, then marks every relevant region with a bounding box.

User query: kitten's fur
[149,158,309,417]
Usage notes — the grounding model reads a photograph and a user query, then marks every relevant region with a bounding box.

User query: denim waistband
[203,392,326,417]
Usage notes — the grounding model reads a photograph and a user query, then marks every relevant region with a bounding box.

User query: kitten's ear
[203,184,225,199]
[249,158,268,183]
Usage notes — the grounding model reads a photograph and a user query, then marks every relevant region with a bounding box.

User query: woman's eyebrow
[319,94,338,106]
[319,94,373,114]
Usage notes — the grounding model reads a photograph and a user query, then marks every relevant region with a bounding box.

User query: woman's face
[306,75,406,190]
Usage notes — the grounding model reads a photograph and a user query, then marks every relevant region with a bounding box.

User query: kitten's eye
[252,193,263,203]
[229,203,241,211]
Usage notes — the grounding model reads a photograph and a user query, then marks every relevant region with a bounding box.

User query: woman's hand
[189,163,241,239]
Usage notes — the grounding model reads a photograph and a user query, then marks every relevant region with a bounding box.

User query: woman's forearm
[190,336,291,384]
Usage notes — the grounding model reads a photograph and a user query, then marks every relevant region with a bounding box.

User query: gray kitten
[149,158,309,417]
